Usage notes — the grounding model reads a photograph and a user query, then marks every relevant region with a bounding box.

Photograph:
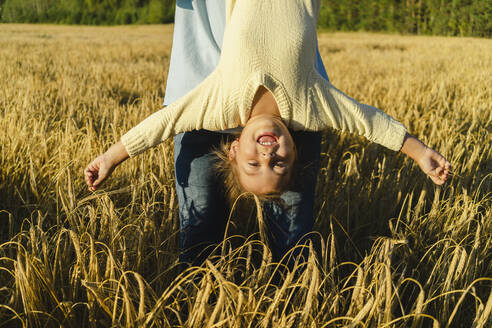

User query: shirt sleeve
[121,70,225,157]
[309,71,407,151]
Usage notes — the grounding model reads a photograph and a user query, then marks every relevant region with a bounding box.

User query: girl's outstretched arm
[84,141,129,191]
[309,72,407,152]
[400,133,451,185]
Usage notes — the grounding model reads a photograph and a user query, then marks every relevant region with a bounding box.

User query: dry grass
[0,24,491,327]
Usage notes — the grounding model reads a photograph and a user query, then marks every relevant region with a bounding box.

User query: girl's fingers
[84,164,100,189]
[85,168,96,182]
[428,164,450,185]
[431,175,442,185]
[92,166,109,188]
[84,170,92,185]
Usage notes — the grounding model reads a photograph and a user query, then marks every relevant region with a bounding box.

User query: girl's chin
[247,115,287,131]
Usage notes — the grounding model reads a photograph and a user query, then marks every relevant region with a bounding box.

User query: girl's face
[229,114,295,194]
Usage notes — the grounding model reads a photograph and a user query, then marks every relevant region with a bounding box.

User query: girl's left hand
[400,134,451,185]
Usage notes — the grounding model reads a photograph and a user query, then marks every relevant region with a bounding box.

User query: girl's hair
[213,139,297,205]
[213,140,245,204]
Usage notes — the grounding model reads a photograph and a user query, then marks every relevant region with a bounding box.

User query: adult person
[87,0,330,264]
[168,0,330,264]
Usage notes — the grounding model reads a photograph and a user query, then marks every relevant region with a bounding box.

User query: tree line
[0,0,175,25]
[319,0,491,37]
[0,0,490,37]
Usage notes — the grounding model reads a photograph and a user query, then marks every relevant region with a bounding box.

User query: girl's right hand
[84,141,130,191]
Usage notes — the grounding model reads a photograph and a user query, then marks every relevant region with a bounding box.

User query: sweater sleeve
[309,71,407,151]
[121,70,224,157]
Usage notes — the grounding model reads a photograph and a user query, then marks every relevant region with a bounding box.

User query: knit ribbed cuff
[381,117,407,152]
[120,129,149,158]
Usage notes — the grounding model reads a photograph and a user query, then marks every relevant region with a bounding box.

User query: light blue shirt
[164,0,329,106]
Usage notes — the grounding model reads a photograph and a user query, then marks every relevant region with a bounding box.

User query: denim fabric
[174,130,229,264]
[168,0,329,264]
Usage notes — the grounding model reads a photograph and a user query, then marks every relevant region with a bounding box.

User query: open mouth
[257,133,278,147]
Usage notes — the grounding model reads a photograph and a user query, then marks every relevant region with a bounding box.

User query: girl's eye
[275,162,285,167]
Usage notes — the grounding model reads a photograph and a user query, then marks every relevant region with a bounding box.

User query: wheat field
[0,24,491,327]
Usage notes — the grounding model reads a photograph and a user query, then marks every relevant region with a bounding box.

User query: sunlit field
[0,24,490,327]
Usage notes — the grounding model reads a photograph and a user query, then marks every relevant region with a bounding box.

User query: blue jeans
[174,130,321,264]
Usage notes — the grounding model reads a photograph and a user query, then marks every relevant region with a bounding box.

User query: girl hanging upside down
[85,0,451,195]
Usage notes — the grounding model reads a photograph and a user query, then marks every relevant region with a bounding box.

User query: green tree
[55,0,82,24]
[147,0,173,24]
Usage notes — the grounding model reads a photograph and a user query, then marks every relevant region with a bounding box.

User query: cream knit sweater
[121,0,407,157]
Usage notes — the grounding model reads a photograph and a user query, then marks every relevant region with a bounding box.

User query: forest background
[0,0,491,37]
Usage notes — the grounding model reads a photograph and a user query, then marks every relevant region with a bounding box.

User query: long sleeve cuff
[121,128,150,158]
[378,116,407,151]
